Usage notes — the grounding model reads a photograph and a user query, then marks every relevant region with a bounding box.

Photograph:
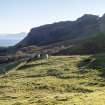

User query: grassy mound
[0,55,105,104]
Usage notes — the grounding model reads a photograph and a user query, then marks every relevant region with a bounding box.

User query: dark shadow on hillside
[25,74,46,78]
[0,61,21,75]
[77,54,105,78]
[17,62,48,70]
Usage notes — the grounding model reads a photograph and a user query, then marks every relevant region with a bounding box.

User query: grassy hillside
[80,33,105,53]
[0,55,105,104]
[56,33,105,55]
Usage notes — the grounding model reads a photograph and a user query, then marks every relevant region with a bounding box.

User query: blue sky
[0,0,105,33]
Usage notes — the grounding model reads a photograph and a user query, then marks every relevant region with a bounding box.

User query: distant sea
[0,38,22,47]
[0,32,27,47]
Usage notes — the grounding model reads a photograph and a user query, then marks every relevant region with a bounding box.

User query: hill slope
[0,55,105,104]
[14,14,105,55]
[16,14,100,48]
[56,33,105,55]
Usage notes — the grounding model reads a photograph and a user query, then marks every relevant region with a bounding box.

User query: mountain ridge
[15,14,105,54]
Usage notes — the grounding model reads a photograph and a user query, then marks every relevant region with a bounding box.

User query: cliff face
[99,14,105,33]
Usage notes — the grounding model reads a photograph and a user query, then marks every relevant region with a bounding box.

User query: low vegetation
[0,55,105,104]
[55,33,105,55]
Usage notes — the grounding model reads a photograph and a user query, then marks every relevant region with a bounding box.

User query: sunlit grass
[0,55,105,105]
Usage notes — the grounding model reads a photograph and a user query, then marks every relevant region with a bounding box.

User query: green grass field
[0,55,105,105]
